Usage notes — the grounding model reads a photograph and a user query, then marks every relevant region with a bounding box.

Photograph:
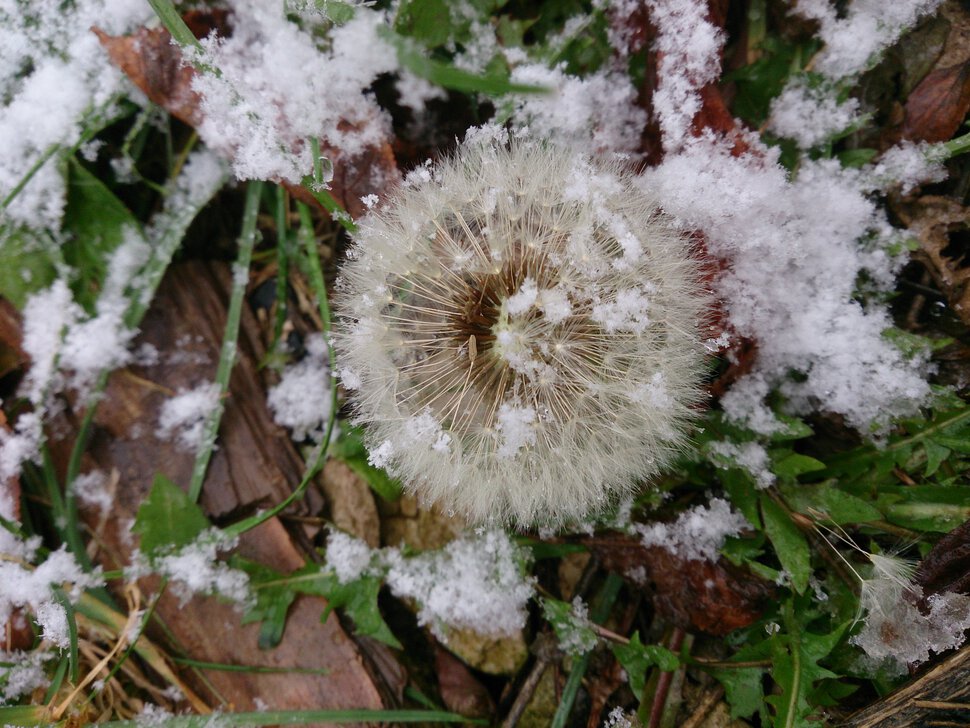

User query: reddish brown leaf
[434,644,494,718]
[915,518,970,597]
[95,26,203,127]
[96,22,400,219]
[587,533,774,636]
[42,261,397,712]
[901,63,970,143]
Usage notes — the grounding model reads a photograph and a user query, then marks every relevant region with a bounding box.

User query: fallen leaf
[587,533,774,636]
[434,643,494,718]
[901,64,970,143]
[95,19,400,219]
[894,195,970,325]
[94,26,203,127]
[915,518,970,596]
[901,1,970,144]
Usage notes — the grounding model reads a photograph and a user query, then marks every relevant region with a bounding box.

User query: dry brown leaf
[587,533,774,636]
[899,1,970,144]
[915,518,970,597]
[44,261,397,715]
[434,643,494,718]
[95,21,399,219]
[901,64,970,143]
[895,195,970,325]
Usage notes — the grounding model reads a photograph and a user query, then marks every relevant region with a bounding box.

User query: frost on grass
[635,498,749,561]
[0,541,103,650]
[267,334,334,442]
[189,1,398,182]
[156,382,221,453]
[0,649,52,704]
[0,0,152,228]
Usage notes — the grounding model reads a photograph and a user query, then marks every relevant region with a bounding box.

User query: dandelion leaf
[760,495,811,593]
[132,474,210,557]
[62,158,142,312]
[611,632,678,698]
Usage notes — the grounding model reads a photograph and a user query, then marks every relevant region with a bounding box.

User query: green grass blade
[146,0,203,50]
[550,572,624,728]
[99,709,485,727]
[187,180,263,502]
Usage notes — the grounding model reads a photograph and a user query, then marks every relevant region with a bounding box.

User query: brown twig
[647,627,686,728]
[680,685,725,728]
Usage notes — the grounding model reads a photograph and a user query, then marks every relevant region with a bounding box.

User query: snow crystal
[635,498,749,561]
[0,546,103,652]
[508,64,648,154]
[768,80,860,149]
[591,287,653,334]
[643,0,724,151]
[0,0,153,228]
[71,470,114,515]
[145,530,251,607]
[34,600,69,648]
[156,382,221,452]
[792,0,944,79]
[708,440,775,488]
[384,530,534,640]
[506,278,538,316]
[326,530,373,584]
[20,281,81,405]
[267,334,333,441]
[191,3,398,181]
[603,707,634,728]
[0,649,52,704]
[552,597,599,656]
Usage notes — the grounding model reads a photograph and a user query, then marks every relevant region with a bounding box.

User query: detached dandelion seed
[334,129,708,527]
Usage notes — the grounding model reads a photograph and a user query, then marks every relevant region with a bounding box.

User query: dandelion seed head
[335,132,708,527]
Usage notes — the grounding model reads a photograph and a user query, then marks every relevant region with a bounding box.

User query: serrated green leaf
[780,483,882,524]
[922,439,951,477]
[767,604,848,728]
[611,632,679,698]
[709,638,772,720]
[132,474,210,556]
[238,559,299,648]
[246,560,401,649]
[330,427,403,501]
[394,0,452,46]
[930,435,970,455]
[314,572,402,649]
[773,452,826,480]
[62,158,143,312]
[721,468,762,527]
[0,228,58,309]
[761,495,811,593]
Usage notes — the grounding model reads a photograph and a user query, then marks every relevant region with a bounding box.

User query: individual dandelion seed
[333,128,709,528]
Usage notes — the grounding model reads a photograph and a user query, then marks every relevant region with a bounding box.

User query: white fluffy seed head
[334,131,708,528]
